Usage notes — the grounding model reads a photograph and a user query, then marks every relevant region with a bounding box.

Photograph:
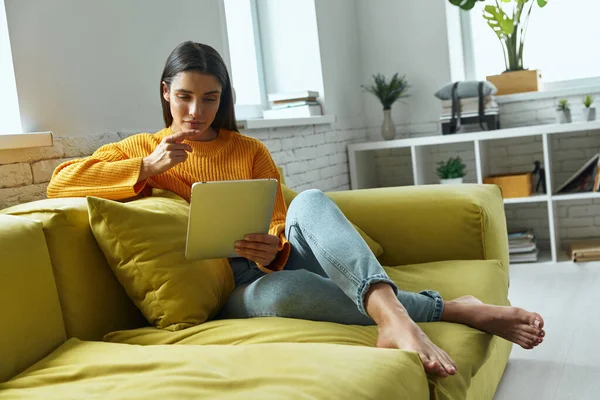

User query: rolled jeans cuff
[422,290,445,322]
[356,274,399,317]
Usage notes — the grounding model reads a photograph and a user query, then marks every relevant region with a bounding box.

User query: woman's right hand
[138,130,199,182]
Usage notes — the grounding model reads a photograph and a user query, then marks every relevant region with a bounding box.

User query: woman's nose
[190,102,201,118]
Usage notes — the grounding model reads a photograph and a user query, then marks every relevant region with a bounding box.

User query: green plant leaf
[483,4,514,38]
[537,0,548,7]
[448,0,480,11]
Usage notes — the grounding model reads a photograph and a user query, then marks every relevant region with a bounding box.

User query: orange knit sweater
[47,127,290,272]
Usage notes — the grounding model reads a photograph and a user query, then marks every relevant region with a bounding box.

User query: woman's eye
[204,98,217,103]
[177,96,190,100]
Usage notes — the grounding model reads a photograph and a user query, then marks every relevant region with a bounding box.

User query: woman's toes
[530,313,544,329]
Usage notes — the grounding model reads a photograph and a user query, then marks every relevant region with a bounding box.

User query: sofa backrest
[0,215,66,382]
[0,198,147,341]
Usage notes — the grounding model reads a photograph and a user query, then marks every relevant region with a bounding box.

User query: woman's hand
[138,130,199,182]
[235,234,280,267]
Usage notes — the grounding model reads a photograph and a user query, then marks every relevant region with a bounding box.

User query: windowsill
[0,131,54,150]
[496,84,600,104]
[237,115,336,130]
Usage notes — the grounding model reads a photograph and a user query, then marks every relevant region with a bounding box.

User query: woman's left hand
[235,234,280,266]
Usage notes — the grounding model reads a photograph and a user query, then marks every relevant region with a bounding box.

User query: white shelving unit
[348,121,600,265]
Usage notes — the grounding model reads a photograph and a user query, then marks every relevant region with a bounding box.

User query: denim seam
[421,290,445,322]
[288,220,361,287]
[356,275,399,316]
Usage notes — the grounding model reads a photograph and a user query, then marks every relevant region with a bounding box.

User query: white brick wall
[0,123,367,209]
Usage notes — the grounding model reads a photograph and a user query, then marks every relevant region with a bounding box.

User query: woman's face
[163,71,222,134]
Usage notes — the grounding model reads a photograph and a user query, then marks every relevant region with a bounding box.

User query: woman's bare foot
[377,314,458,377]
[365,282,457,378]
[442,296,545,350]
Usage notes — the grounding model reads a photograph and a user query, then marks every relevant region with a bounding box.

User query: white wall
[5,0,228,137]
[0,0,21,134]
[356,0,453,136]
[256,0,324,97]
[314,0,365,129]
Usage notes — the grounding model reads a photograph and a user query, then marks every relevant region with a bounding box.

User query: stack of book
[440,96,499,119]
[508,229,539,263]
[263,91,322,119]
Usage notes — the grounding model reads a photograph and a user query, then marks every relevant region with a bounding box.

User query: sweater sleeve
[252,145,290,273]
[47,141,148,201]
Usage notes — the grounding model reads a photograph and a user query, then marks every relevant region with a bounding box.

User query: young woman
[48,41,545,378]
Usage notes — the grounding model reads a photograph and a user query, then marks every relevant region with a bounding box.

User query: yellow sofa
[0,184,511,400]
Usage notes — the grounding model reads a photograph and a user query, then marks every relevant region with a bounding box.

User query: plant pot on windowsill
[583,108,597,122]
[556,100,572,124]
[556,110,572,124]
[486,69,543,96]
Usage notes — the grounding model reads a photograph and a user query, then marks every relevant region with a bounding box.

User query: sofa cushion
[281,184,384,257]
[87,189,234,330]
[0,215,66,382]
[0,198,147,340]
[106,259,510,400]
[0,338,428,400]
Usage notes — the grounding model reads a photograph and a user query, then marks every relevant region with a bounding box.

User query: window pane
[0,0,22,134]
[223,0,262,106]
[469,0,600,83]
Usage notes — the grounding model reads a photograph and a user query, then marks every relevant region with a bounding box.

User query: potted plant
[437,157,467,184]
[362,73,410,140]
[556,99,572,124]
[449,0,549,95]
[583,95,596,122]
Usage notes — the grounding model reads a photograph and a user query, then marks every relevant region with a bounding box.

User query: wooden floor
[494,263,600,400]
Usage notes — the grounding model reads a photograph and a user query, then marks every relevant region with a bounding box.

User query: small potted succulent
[437,157,467,184]
[583,95,596,122]
[556,99,572,124]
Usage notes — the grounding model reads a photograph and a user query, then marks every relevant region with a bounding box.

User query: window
[223,0,324,120]
[0,0,22,134]
[463,0,600,85]
[223,0,266,119]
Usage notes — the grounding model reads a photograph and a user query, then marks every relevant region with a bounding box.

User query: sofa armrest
[327,184,509,274]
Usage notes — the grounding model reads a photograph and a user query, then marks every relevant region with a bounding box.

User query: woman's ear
[162,81,170,102]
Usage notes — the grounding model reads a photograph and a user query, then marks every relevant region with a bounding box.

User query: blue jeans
[219,189,444,325]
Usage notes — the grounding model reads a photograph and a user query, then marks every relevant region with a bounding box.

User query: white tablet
[185,179,278,260]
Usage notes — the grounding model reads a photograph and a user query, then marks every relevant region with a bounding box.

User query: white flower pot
[583,107,596,122]
[440,178,464,185]
[556,109,572,124]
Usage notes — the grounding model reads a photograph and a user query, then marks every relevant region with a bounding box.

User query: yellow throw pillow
[280,185,384,258]
[87,189,234,331]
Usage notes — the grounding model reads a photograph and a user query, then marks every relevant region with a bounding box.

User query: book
[271,100,320,110]
[273,97,318,104]
[509,243,537,254]
[441,96,495,108]
[268,91,319,103]
[510,249,539,263]
[508,229,535,240]
[569,239,600,262]
[263,104,323,119]
[555,153,600,194]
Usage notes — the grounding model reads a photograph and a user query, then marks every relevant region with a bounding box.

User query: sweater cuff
[256,228,290,273]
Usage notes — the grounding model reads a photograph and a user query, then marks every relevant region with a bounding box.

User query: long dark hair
[160,41,237,132]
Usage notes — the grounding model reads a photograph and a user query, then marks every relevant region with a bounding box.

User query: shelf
[348,120,600,153]
[504,194,549,204]
[551,192,600,202]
